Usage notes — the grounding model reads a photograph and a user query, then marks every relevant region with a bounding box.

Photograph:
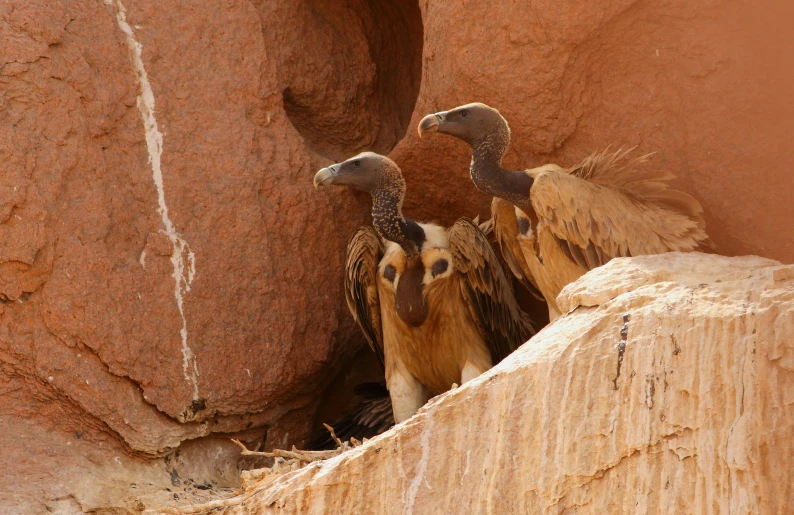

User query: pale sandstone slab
[163,253,794,514]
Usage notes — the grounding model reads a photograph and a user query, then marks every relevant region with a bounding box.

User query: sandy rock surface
[166,253,794,514]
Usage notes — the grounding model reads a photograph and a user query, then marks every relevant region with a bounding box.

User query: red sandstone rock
[0,0,400,457]
[397,0,794,263]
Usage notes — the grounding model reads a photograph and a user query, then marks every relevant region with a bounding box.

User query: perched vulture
[314,152,535,422]
[419,103,711,321]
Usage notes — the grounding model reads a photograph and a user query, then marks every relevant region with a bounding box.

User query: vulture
[418,103,711,321]
[314,152,535,423]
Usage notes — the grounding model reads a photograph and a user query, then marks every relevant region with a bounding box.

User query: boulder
[0,0,423,456]
[167,253,794,514]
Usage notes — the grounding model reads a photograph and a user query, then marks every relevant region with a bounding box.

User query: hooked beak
[417,111,447,137]
[313,165,339,190]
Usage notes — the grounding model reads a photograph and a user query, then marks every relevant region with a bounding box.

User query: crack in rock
[612,314,630,390]
[104,0,199,401]
[563,428,693,499]
[646,375,655,410]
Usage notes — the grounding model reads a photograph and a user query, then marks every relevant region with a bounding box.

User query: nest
[159,424,364,514]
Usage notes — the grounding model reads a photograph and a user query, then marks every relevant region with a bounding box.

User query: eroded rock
[169,253,794,514]
[1,0,391,458]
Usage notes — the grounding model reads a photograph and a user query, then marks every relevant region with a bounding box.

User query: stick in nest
[231,439,361,463]
[231,425,364,464]
[231,439,275,457]
[323,422,343,448]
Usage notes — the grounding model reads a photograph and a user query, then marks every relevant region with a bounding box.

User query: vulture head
[314,153,429,326]
[314,152,416,254]
[418,102,510,151]
[313,151,400,194]
[418,103,531,202]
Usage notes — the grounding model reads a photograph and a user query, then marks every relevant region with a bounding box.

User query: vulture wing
[345,226,385,367]
[307,382,394,450]
[529,148,709,271]
[448,218,536,364]
[490,197,544,301]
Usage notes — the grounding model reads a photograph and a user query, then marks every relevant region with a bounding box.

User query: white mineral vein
[105,0,199,400]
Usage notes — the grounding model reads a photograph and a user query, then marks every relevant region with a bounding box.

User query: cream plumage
[419,103,711,320]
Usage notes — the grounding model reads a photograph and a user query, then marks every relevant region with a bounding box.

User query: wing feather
[344,226,385,367]
[489,198,544,300]
[307,382,393,450]
[530,148,709,270]
[448,218,536,364]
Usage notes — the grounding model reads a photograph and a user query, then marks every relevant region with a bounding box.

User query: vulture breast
[376,224,492,396]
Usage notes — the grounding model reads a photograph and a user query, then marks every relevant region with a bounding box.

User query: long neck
[372,189,424,258]
[469,131,534,208]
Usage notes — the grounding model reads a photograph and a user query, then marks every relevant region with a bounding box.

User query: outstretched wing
[345,226,385,367]
[490,197,544,301]
[529,148,710,271]
[448,218,536,364]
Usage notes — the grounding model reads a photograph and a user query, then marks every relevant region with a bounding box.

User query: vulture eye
[431,259,448,277]
[461,109,469,118]
[383,264,397,283]
[353,160,361,167]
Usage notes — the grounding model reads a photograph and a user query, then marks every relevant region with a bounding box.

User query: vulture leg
[388,367,426,423]
[548,304,561,323]
[461,360,490,384]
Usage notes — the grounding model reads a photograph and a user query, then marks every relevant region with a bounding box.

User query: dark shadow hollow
[281,0,423,161]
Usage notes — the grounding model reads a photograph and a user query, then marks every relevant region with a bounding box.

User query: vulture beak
[417,111,447,137]
[313,165,338,190]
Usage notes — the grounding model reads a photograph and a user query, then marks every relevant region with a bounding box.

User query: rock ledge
[160,253,794,515]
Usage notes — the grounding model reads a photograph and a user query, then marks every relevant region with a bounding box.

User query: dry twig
[166,429,368,514]
[323,422,343,448]
[231,438,275,457]
[231,432,363,464]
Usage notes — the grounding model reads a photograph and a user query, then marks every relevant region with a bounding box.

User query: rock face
[170,253,794,515]
[0,0,424,458]
[398,0,794,263]
[1,0,793,511]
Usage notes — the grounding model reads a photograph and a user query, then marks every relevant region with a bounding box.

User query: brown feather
[490,198,544,300]
[379,257,490,396]
[529,148,709,268]
[504,148,712,320]
[344,226,385,367]
[347,221,538,416]
[448,218,536,364]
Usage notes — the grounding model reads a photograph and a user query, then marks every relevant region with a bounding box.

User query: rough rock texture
[1,0,793,512]
[0,414,255,514]
[397,0,794,263]
[164,253,794,514]
[0,0,423,459]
